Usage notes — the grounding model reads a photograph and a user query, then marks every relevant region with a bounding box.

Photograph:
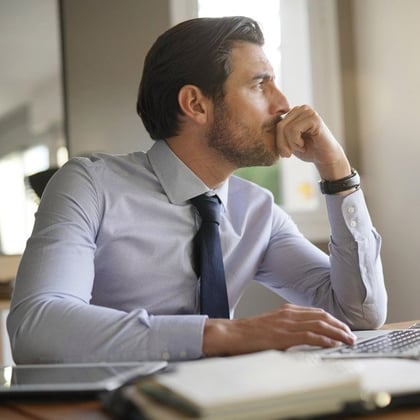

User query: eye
[256,79,265,90]
[251,74,272,91]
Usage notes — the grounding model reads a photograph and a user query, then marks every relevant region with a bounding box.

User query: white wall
[352,0,420,322]
[61,0,171,156]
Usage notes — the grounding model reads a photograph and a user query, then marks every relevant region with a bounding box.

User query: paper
[340,358,420,396]
[152,350,363,419]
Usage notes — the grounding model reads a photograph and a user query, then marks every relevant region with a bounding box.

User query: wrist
[203,318,252,357]
[314,146,353,180]
[202,319,231,357]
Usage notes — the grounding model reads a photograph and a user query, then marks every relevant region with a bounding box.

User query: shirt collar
[147,140,229,208]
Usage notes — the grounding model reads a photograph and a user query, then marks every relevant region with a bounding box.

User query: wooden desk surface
[0,400,110,420]
[1,320,419,420]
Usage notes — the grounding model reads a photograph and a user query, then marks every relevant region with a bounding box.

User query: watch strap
[319,169,360,195]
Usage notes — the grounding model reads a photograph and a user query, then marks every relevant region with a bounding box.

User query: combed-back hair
[137,16,264,140]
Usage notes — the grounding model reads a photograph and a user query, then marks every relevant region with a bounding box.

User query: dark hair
[137,16,264,140]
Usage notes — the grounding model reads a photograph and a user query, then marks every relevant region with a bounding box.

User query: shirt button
[350,220,357,228]
[161,352,170,360]
[347,206,355,214]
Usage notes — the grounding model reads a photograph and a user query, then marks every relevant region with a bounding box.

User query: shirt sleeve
[7,158,206,363]
[256,189,387,330]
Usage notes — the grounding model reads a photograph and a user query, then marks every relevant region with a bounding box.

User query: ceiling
[0,0,61,119]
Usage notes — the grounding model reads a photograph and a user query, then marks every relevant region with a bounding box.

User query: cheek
[245,94,272,121]
[223,92,270,128]
[229,88,266,110]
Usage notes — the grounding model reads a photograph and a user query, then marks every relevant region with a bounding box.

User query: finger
[284,115,318,148]
[282,105,320,136]
[276,125,305,157]
[287,330,344,349]
[276,316,356,346]
[276,106,317,155]
[276,305,355,340]
[277,304,348,328]
[275,126,293,158]
[274,319,355,349]
[299,319,356,345]
[283,105,319,127]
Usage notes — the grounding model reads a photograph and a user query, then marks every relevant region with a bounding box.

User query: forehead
[227,42,273,82]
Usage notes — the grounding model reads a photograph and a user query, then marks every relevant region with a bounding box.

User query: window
[170,0,344,241]
[0,146,49,254]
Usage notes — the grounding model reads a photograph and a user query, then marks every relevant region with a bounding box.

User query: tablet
[0,361,167,399]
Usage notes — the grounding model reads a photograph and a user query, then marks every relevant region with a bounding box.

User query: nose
[270,85,290,116]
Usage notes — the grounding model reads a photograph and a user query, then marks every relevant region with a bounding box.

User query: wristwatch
[319,169,360,195]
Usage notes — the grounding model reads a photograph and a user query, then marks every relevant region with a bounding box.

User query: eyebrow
[251,72,274,83]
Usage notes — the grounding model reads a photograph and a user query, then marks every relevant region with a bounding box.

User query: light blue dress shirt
[7,141,387,363]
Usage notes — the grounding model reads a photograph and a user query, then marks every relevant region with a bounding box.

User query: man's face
[207,42,290,168]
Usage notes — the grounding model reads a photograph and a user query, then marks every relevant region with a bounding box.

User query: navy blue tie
[191,194,230,318]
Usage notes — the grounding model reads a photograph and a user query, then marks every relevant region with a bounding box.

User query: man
[8,16,387,363]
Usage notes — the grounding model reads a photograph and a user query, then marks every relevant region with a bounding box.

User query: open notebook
[103,344,420,419]
[103,350,366,419]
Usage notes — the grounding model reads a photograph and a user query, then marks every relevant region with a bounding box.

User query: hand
[202,303,356,357]
[276,105,352,181]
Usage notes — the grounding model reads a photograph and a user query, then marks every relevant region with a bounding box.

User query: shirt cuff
[325,189,374,243]
[138,312,207,361]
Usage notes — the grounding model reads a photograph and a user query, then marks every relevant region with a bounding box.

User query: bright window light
[0,145,49,254]
[198,0,282,84]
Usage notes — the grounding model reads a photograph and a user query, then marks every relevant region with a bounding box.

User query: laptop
[286,324,420,360]
[284,326,420,414]
[321,326,420,359]
[0,361,167,399]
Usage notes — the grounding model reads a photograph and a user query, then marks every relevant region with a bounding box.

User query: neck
[166,136,234,189]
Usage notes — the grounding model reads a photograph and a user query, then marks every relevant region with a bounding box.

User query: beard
[206,100,280,169]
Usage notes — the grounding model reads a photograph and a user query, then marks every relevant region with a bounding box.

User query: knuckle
[314,308,329,319]
[300,331,313,341]
[279,151,292,158]
[313,319,328,330]
[278,303,294,314]
[278,145,292,158]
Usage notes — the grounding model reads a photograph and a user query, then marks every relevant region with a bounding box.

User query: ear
[178,85,210,125]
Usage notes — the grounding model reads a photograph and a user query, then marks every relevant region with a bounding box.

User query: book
[105,350,365,419]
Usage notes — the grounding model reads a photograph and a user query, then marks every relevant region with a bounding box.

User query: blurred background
[0,0,419,335]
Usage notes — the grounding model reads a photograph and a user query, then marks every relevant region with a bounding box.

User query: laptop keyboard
[324,329,420,359]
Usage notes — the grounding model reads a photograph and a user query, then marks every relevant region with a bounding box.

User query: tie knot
[191,194,221,224]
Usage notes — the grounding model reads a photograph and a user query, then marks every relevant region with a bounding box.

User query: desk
[1,320,420,420]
